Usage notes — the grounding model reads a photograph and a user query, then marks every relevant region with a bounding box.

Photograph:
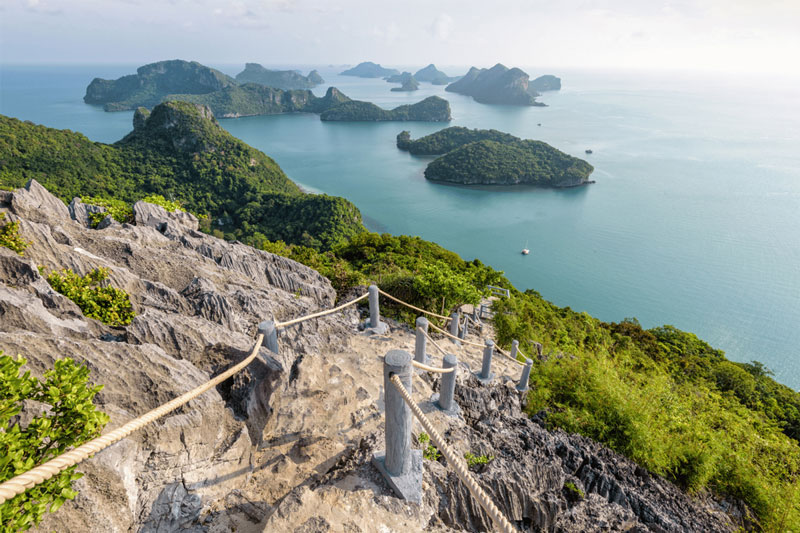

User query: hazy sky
[2,0,799,75]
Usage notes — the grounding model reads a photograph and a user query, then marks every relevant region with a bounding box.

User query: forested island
[320,96,450,121]
[0,102,364,248]
[529,74,562,92]
[83,60,452,122]
[389,74,420,92]
[446,63,545,106]
[397,127,593,187]
[340,61,400,77]
[234,62,324,89]
[413,64,457,85]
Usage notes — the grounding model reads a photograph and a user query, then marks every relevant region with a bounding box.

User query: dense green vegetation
[320,96,451,122]
[234,63,323,89]
[257,230,800,530]
[489,294,800,530]
[0,354,108,531]
[84,59,236,111]
[0,212,29,255]
[167,84,350,118]
[45,268,135,327]
[0,102,364,249]
[398,127,594,187]
[397,126,518,155]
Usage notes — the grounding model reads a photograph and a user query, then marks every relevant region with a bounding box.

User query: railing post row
[479,338,495,382]
[449,311,460,346]
[511,339,519,361]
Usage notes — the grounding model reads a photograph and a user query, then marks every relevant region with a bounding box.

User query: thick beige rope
[428,322,486,348]
[411,360,455,374]
[422,329,450,357]
[494,346,525,367]
[276,293,368,328]
[390,375,517,533]
[377,289,452,321]
[0,334,265,506]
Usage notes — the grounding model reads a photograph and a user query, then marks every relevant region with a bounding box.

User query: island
[340,61,400,78]
[320,96,451,122]
[529,74,561,92]
[397,126,594,187]
[385,71,412,83]
[445,63,545,106]
[84,59,237,111]
[234,63,324,89]
[413,64,457,85]
[389,73,419,92]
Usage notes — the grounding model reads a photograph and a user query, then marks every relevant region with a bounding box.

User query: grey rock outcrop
[1,180,358,532]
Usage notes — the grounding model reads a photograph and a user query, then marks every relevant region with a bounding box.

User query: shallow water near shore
[2,64,799,388]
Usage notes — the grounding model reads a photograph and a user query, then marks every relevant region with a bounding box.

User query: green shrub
[563,481,584,500]
[45,267,135,326]
[0,353,109,531]
[81,196,133,227]
[0,212,29,255]
[418,432,441,461]
[141,194,182,213]
[464,452,494,469]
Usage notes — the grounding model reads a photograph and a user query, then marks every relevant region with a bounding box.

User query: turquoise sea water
[2,64,799,388]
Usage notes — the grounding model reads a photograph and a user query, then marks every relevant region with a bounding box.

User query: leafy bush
[45,267,135,326]
[81,196,133,227]
[418,432,440,461]
[0,353,109,531]
[141,194,182,213]
[563,481,584,500]
[464,452,494,469]
[0,212,29,255]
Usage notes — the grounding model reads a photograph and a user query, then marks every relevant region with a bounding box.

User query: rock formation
[446,63,545,106]
[1,180,740,532]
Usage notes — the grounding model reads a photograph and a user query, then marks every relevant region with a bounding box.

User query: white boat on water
[521,248,530,255]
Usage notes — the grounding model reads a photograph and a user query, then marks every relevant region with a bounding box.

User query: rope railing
[495,346,525,367]
[411,360,455,374]
[0,334,265,506]
[377,288,452,322]
[389,374,517,533]
[428,321,486,348]
[276,292,368,328]
[422,329,449,357]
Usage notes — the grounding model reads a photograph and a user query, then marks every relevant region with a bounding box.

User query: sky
[1,0,799,76]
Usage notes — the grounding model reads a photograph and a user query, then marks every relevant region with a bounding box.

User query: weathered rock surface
[2,180,739,532]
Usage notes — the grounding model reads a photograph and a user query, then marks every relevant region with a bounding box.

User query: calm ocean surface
[2,64,799,388]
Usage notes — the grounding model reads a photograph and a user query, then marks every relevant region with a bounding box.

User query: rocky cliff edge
[0,180,738,532]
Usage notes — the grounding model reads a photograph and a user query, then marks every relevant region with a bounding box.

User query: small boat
[537,123,541,126]
[521,248,530,255]
[585,149,593,154]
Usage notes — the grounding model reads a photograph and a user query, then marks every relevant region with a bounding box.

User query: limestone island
[84,60,450,122]
[320,96,451,122]
[397,126,594,187]
[413,64,457,85]
[387,73,420,92]
[529,74,562,92]
[340,61,400,78]
[445,63,546,106]
[234,63,324,89]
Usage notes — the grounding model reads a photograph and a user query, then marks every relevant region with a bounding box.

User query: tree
[0,353,109,532]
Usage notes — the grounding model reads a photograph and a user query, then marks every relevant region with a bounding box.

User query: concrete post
[511,339,519,361]
[383,350,413,475]
[437,354,458,411]
[414,317,429,364]
[449,312,460,346]
[258,320,278,354]
[458,317,467,340]
[517,358,533,392]
[369,284,381,328]
[372,350,422,502]
[535,342,543,357]
[480,339,494,380]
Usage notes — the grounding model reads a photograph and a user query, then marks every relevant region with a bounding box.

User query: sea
[1,64,799,389]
